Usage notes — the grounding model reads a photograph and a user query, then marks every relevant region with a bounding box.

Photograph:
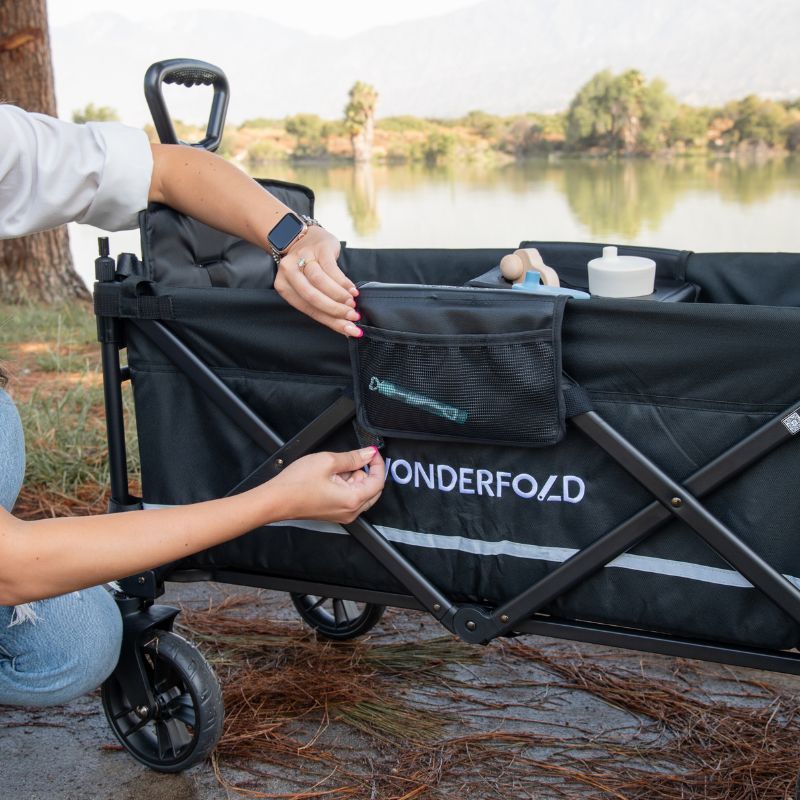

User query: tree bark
[0,0,90,303]
[350,111,374,164]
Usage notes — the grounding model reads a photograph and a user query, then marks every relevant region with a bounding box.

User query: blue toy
[511,270,591,300]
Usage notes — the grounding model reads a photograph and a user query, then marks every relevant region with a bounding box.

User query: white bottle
[587,246,656,298]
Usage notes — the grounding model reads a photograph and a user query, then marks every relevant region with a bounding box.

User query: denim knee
[0,587,123,707]
[0,388,25,512]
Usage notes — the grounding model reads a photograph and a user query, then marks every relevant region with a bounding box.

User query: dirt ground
[3,580,800,800]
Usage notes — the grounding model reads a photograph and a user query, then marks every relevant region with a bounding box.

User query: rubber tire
[290,593,385,640]
[101,631,223,773]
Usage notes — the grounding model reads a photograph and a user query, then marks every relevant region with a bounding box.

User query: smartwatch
[267,212,320,263]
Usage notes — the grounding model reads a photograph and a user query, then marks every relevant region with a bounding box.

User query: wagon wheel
[290,593,385,640]
[101,631,223,772]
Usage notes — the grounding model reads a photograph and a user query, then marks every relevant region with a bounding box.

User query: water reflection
[251,157,799,248]
[71,155,799,286]
[559,160,682,239]
[346,164,380,236]
[709,157,800,205]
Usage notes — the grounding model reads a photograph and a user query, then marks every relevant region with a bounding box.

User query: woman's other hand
[263,447,384,523]
[274,226,363,337]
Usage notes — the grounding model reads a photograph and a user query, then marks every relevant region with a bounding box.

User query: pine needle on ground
[177,595,800,800]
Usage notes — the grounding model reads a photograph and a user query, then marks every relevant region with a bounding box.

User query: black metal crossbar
[486,406,800,640]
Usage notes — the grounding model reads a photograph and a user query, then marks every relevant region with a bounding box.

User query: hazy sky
[46,0,484,37]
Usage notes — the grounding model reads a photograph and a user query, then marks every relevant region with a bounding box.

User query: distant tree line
[78,71,800,165]
[562,69,798,156]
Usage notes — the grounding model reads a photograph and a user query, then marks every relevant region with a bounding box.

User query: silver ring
[297,257,307,271]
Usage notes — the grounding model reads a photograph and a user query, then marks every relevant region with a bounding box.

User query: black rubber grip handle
[163,66,218,87]
[144,59,229,152]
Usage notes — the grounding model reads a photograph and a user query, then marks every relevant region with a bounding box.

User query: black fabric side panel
[686,252,800,306]
[562,298,800,411]
[339,248,511,286]
[128,356,352,506]
[153,289,352,380]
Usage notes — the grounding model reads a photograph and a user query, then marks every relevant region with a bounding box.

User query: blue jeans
[0,388,122,707]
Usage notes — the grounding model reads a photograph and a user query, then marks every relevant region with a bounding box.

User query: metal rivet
[135,705,148,718]
[432,603,441,612]
[500,614,509,624]
[138,576,146,584]
[465,620,477,631]
[670,497,682,508]
[275,458,285,467]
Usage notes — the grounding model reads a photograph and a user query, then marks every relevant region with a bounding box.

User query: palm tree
[344,81,378,164]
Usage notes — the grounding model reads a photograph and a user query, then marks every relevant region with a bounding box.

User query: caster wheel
[291,593,385,640]
[102,631,223,773]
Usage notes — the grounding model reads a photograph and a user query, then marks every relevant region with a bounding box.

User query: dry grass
[2,302,139,513]
[177,595,800,800]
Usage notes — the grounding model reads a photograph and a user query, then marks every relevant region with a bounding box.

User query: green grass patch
[0,301,96,349]
[1,302,139,495]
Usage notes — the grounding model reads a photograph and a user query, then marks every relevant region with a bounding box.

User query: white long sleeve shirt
[1,107,152,625]
[0,104,153,238]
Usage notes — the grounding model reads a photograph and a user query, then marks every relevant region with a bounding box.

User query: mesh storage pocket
[352,325,564,446]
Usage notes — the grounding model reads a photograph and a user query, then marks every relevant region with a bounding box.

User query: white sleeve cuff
[77,122,153,231]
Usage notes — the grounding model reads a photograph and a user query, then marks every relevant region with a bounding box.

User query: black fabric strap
[563,382,593,418]
[353,421,384,450]
[93,277,175,320]
[203,261,230,288]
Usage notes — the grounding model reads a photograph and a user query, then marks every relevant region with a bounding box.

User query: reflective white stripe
[142,503,797,591]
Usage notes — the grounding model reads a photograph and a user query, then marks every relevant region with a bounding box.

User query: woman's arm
[0,448,383,605]
[148,143,362,337]
[0,105,360,336]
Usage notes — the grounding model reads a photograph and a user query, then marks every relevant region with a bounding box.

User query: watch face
[268,213,304,252]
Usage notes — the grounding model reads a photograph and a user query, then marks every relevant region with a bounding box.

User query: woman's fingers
[264,448,383,523]
[272,226,362,336]
[302,227,356,296]
[298,256,357,310]
[275,279,362,337]
[278,258,351,318]
[314,245,359,296]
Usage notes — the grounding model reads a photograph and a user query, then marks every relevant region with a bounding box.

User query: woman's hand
[262,447,384,523]
[0,447,385,606]
[274,226,363,337]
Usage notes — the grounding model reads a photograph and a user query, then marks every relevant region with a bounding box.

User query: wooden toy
[499,248,560,286]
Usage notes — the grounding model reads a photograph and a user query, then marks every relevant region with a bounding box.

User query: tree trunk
[0,0,90,303]
[351,112,375,164]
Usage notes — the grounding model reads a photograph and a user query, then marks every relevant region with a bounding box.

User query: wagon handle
[144,58,229,152]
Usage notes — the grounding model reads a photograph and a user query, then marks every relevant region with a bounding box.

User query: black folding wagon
[94,60,800,776]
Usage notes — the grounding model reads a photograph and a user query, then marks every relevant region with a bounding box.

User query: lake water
[72,157,800,286]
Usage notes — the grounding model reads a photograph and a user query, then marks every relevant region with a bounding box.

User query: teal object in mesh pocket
[369,376,469,425]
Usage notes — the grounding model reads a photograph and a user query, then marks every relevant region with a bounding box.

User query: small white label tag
[782,411,800,435]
